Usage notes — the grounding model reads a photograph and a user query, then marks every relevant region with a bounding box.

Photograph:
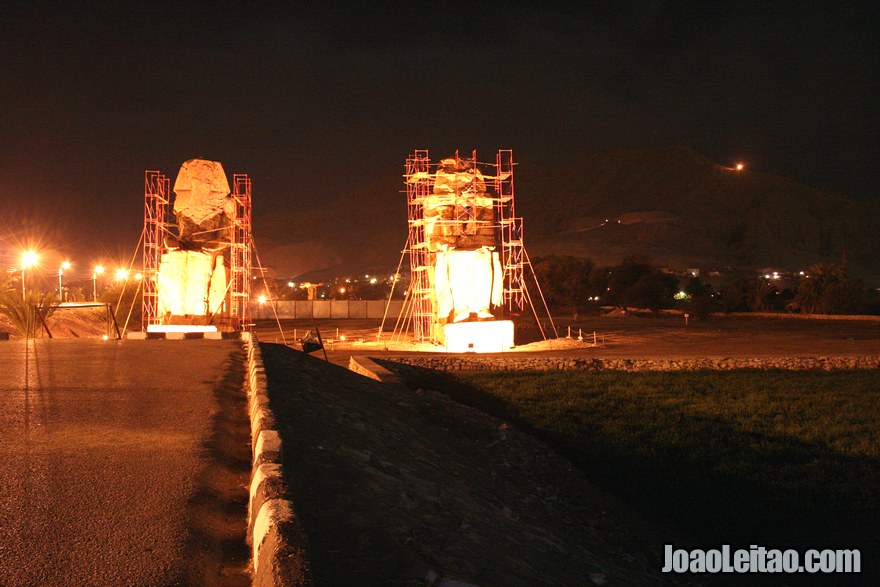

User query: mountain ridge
[256,145,880,284]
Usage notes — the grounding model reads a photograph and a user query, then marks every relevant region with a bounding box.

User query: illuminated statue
[168,159,235,250]
[157,159,231,319]
[425,157,503,324]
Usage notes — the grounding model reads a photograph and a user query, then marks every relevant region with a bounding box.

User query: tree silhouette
[793,263,866,314]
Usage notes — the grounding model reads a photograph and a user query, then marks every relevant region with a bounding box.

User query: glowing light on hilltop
[735,162,745,171]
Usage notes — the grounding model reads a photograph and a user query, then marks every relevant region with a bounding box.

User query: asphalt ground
[0,339,251,586]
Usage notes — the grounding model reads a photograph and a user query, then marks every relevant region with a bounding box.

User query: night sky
[1,2,877,270]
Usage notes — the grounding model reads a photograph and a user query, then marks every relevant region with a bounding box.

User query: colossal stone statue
[425,156,502,324]
[157,159,231,320]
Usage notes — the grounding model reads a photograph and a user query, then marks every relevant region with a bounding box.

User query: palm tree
[752,278,777,311]
[794,263,847,314]
[0,275,60,338]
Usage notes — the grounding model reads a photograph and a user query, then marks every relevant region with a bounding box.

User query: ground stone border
[243,332,311,586]
[126,331,245,340]
[361,354,880,372]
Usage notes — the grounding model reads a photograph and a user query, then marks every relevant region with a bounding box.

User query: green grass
[390,365,880,564]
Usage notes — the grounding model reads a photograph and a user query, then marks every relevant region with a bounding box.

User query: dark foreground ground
[255,315,878,585]
[0,339,251,586]
[261,343,692,586]
[386,366,880,586]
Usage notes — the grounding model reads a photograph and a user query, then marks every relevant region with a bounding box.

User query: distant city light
[370,277,377,284]
[339,287,346,294]
[287,281,295,287]
[735,162,745,171]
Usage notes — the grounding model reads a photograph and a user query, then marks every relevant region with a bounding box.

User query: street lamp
[21,250,38,300]
[58,261,71,301]
[93,265,104,301]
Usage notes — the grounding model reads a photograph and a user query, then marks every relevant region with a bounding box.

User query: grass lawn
[390,366,880,578]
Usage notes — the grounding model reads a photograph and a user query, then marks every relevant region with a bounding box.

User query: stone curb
[242,332,311,586]
[126,331,233,340]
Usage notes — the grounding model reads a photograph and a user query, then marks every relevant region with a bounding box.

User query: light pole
[93,265,104,302]
[58,261,71,302]
[21,250,38,300]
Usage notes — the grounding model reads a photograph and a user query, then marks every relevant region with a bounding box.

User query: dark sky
[1,2,877,268]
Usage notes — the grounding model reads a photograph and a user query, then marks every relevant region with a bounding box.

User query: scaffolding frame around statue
[141,169,253,331]
[394,149,551,346]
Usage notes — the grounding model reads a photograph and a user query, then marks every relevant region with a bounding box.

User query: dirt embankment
[261,343,689,586]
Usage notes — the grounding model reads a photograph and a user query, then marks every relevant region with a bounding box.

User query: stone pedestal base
[442,320,514,353]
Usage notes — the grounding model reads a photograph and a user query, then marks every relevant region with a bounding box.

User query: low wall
[722,311,880,322]
[242,333,311,586]
[252,299,403,320]
[383,355,880,372]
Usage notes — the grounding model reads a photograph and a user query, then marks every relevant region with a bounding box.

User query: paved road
[0,339,250,586]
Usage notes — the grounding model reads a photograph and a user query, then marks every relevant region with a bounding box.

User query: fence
[250,299,404,320]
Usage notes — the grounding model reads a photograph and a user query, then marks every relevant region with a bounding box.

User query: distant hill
[256,145,880,284]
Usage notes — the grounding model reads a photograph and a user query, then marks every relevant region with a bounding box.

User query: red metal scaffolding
[230,174,253,330]
[401,149,526,343]
[141,168,252,331]
[405,150,433,342]
[142,170,169,330]
[495,149,525,314]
